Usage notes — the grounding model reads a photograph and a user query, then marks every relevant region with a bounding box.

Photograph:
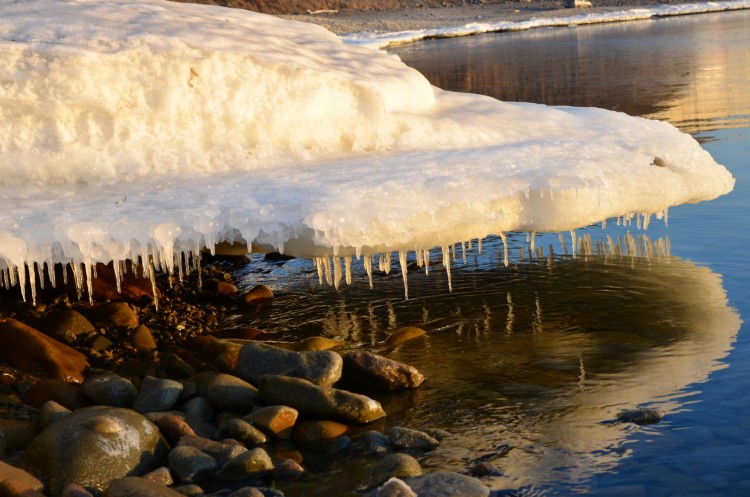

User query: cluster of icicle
[0,211,669,306]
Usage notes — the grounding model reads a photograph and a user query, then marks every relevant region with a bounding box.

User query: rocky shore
[0,260,494,497]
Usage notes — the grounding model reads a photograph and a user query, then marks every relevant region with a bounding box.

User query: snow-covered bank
[0,0,735,302]
[340,0,750,48]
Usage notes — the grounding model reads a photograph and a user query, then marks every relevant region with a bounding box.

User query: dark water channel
[233,11,750,496]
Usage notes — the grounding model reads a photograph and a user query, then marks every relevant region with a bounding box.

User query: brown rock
[130,325,157,351]
[383,327,426,347]
[61,483,95,497]
[145,413,196,447]
[0,478,46,497]
[0,419,40,455]
[0,319,89,383]
[243,405,298,440]
[25,379,91,410]
[43,310,95,342]
[341,351,425,391]
[176,436,247,467]
[238,285,273,306]
[200,340,241,374]
[203,279,237,296]
[85,302,139,328]
[0,461,44,493]
[272,458,304,480]
[291,420,348,450]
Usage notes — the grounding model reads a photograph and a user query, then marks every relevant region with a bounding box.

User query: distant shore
[280,0,750,44]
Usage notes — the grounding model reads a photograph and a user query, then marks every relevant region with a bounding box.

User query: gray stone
[237,342,342,387]
[259,375,385,424]
[146,412,196,447]
[103,476,186,497]
[360,430,392,455]
[616,408,663,425]
[363,453,422,491]
[376,478,417,497]
[171,484,204,497]
[469,461,502,477]
[133,376,183,413]
[168,445,218,483]
[182,396,215,423]
[18,406,168,496]
[272,458,304,480]
[228,488,265,497]
[82,373,138,408]
[142,466,173,486]
[389,427,439,450]
[216,448,274,480]
[204,373,259,412]
[177,435,247,466]
[404,472,489,497]
[224,417,267,446]
[39,400,72,427]
[341,351,425,391]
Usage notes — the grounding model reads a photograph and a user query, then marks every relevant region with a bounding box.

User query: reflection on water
[391,10,750,137]
[233,236,739,495]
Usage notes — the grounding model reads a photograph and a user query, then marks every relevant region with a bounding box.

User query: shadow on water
[230,236,740,495]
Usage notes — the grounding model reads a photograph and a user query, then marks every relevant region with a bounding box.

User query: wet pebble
[616,408,663,425]
[404,471,490,497]
[363,453,422,491]
[291,420,348,450]
[244,405,298,440]
[273,458,305,480]
[389,426,440,451]
[82,373,138,408]
[216,447,274,480]
[133,376,183,413]
[204,372,259,412]
[237,342,343,387]
[374,477,417,497]
[223,417,267,446]
[168,445,218,483]
[360,430,393,455]
[39,400,71,427]
[176,435,247,466]
[146,412,196,447]
[341,350,426,391]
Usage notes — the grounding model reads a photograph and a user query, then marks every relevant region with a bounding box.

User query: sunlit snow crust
[0,0,735,301]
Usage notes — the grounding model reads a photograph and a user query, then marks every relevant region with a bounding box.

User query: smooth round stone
[182,396,215,423]
[375,478,417,497]
[616,408,663,425]
[404,472,489,497]
[237,342,343,387]
[469,461,502,477]
[389,427,439,451]
[171,484,204,497]
[82,373,138,408]
[238,285,274,305]
[204,373,259,412]
[18,406,168,496]
[145,412,196,447]
[363,453,422,491]
[61,482,95,497]
[360,430,392,455]
[224,417,267,446]
[341,351,425,391]
[383,327,426,347]
[291,420,348,451]
[0,461,44,493]
[142,466,173,486]
[130,325,158,351]
[44,310,95,341]
[86,302,139,328]
[244,405,298,440]
[176,435,247,467]
[168,445,218,483]
[216,448,274,480]
[273,458,304,480]
[133,376,183,414]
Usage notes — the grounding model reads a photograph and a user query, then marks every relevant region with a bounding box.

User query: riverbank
[279,0,750,47]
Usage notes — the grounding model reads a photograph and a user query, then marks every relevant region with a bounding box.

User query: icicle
[664,208,669,227]
[499,232,509,267]
[461,241,467,264]
[355,246,361,260]
[177,252,185,284]
[71,261,84,300]
[423,248,430,275]
[636,213,642,230]
[323,257,332,286]
[441,246,452,292]
[333,256,342,290]
[378,253,385,273]
[415,250,424,268]
[601,218,607,229]
[148,258,159,311]
[344,256,352,286]
[38,262,46,290]
[398,251,409,300]
[559,233,568,256]
[383,252,391,275]
[478,238,483,254]
[570,230,577,259]
[363,255,373,289]
[29,263,38,306]
[643,213,651,230]
[530,232,536,252]
[315,257,324,285]
[84,260,94,304]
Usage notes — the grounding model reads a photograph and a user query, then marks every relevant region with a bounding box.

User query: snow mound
[0,0,735,302]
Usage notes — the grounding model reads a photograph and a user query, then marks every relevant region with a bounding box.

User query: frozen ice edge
[0,0,736,304]
[340,0,750,49]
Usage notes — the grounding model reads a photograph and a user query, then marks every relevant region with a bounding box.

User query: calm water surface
[233,11,750,496]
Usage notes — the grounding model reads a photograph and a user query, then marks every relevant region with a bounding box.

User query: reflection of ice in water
[237,237,740,494]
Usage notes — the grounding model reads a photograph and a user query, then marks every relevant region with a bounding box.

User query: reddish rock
[130,325,157,350]
[0,478,46,497]
[341,351,426,391]
[383,326,426,347]
[0,419,40,454]
[238,285,273,306]
[203,279,237,296]
[145,413,197,447]
[25,379,91,410]
[291,420,348,451]
[0,319,89,383]
[0,461,44,493]
[272,458,304,480]
[243,405,298,440]
[200,340,241,373]
[61,483,95,497]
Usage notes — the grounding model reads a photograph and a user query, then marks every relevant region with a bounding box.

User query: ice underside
[0,0,736,304]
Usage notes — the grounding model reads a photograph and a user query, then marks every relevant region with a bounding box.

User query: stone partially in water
[404,471,489,497]
[237,342,343,387]
[389,427,439,451]
[0,318,89,383]
[238,285,274,306]
[291,420,348,451]
[18,406,168,496]
[259,375,385,424]
[383,327,426,348]
[616,408,664,425]
[362,453,422,491]
[341,351,425,391]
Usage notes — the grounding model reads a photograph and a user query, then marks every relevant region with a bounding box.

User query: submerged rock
[237,342,342,387]
[389,427,439,451]
[18,406,168,496]
[259,375,385,424]
[616,408,664,425]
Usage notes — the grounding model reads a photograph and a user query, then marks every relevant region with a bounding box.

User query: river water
[232,10,750,496]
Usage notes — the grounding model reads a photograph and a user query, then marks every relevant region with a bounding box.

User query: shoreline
[281,0,750,48]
